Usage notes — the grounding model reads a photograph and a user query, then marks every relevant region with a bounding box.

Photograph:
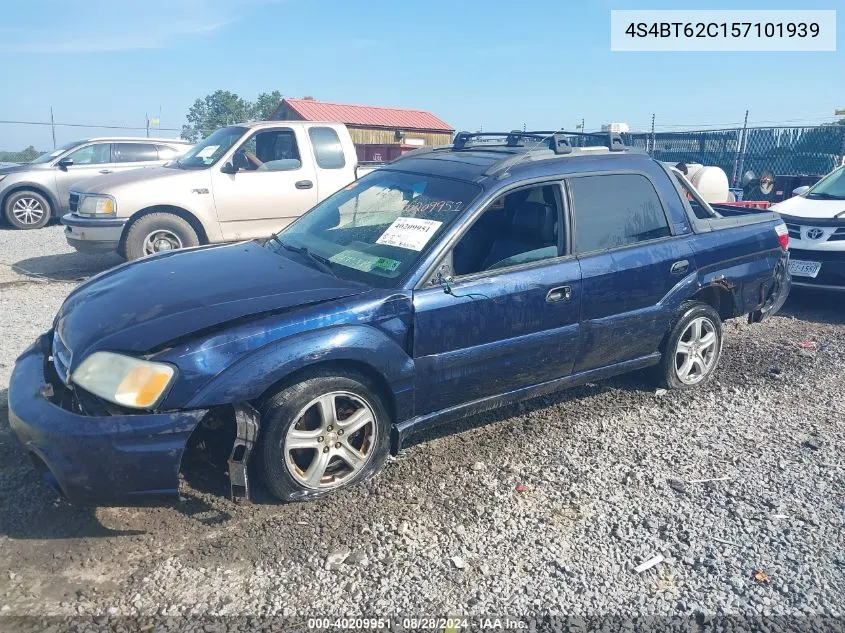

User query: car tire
[4,190,52,230]
[123,212,199,260]
[257,371,392,502]
[658,301,723,390]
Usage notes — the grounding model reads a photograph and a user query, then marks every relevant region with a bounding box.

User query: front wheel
[258,372,392,502]
[4,190,52,229]
[658,302,723,390]
[123,212,199,260]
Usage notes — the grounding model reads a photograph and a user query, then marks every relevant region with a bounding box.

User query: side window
[156,144,187,160]
[66,143,112,165]
[308,126,346,169]
[450,184,562,277]
[569,174,670,253]
[114,143,158,163]
[236,129,301,172]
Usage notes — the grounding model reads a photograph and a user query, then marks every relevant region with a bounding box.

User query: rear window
[308,127,346,169]
[569,174,671,253]
[114,143,158,163]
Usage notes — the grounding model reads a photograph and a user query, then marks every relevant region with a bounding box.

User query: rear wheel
[123,212,199,260]
[258,372,391,502]
[4,190,51,229]
[658,302,722,390]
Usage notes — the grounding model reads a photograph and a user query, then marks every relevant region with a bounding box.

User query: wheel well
[255,360,398,423]
[691,284,735,321]
[1,184,59,217]
[119,205,209,249]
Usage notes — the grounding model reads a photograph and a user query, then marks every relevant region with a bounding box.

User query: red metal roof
[279,99,454,132]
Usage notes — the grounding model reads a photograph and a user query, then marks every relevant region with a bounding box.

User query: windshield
[806,166,845,200]
[29,140,81,164]
[173,126,246,169]
[268,170,482,287]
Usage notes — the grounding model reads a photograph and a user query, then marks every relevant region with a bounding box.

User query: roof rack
[452,129,626,153]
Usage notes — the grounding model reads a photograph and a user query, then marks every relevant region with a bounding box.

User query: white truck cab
[62,121,378,260]
[771,165,845,291]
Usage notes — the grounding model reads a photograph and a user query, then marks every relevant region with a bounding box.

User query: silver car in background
[0,138,191,229]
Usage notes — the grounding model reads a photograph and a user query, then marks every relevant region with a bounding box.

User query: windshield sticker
[196,145,219,159]
[329,250,400,274]
[375,217,443,251]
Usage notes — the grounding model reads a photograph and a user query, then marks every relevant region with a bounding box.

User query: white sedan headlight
[71,351,176,409]
[78,194,116,216]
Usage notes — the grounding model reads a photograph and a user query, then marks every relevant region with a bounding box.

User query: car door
[54,142,116,212]
[567,172,696,373]
[212,126,318,241]
[412,183,582,416]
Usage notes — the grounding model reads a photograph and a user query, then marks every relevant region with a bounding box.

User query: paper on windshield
[329,250,401,274]
[196,145,219,159]
[376,217,442,251]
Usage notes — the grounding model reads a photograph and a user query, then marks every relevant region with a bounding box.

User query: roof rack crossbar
[451,130,627,152]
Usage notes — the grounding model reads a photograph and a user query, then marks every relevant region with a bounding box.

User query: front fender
[183,325,415,420]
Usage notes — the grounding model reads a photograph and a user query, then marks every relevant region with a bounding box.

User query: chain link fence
[623,125,845,185]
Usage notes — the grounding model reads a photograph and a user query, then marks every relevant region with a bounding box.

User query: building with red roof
[273,98,454,162]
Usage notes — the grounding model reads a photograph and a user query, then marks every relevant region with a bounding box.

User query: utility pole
[145,113,150,138]
[732,109,750,187]
[650,113,655,154]
[50,106,56,149]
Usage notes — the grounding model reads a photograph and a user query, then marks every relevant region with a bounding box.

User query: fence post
[839,125,845,167]
[732,110,749,186]
[649,114,655,155]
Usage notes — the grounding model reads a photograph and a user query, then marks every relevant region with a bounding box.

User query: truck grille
[69,192,80,213]
[52,329,72,384]
[830,228,845,242]
[785,223,801,240]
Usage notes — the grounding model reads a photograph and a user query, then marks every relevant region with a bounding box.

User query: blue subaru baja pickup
[9,131,791,504]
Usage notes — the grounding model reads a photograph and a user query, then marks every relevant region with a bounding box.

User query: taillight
[775,222,789,250]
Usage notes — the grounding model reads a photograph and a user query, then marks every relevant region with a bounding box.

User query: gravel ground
[0,225,843,631]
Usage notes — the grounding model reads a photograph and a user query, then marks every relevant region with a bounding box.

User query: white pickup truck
[62,121,381,260]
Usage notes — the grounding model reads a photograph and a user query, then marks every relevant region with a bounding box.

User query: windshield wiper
[807,192,845,200]
[278,241,338,278]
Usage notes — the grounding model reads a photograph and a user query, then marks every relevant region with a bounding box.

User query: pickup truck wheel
[4,190,51,229]
[659,302,722,390]
[258,372,391,502]
[124,213,199,260]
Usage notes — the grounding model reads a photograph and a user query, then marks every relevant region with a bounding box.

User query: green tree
[181,90,251,142]
[0,145,42,163]
[181,90,283,142]
[249,90,283,121]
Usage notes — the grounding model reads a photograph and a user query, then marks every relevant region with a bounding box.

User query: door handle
[546,285,572,303]
[99,169,113,174]
[295,180,313,189]
[670,260,690,275]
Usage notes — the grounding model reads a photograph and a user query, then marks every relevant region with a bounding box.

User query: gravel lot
[0,225,843,630]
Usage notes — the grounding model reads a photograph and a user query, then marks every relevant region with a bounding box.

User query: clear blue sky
[0,0,841,151]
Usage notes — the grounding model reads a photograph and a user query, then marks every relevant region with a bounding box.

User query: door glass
[66,143,112,165]
[308,126,346,169]
[569,174,670,253]
[450,185,562,276]
[236,129,301,171]
[114,143,159,163]
[156,145,187,160]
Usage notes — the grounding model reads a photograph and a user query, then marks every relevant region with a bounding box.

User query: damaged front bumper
[8,335,208,505]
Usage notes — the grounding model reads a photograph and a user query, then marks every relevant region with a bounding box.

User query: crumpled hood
[771,195,845,220]
[56,241,367,367]
[75,165,195,194]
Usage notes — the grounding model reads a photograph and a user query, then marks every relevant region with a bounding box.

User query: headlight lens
[71,351,176,409]
[78,195,115,216]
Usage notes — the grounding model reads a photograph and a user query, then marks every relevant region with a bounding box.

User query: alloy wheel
[284,391,377,490]
[11,197,46,225]
[674,316,718,385]
[142,229,183,255]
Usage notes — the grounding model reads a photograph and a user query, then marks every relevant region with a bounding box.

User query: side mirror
[232,151,250,171]
[792,185,810,196]
[57,158,74,170]
[220,161,238,175]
